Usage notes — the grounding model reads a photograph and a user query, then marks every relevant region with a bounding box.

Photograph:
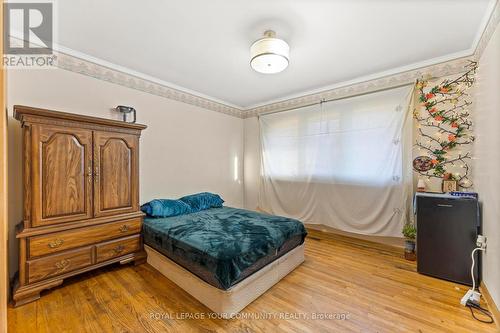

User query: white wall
[474,21,500,308]
[243,117,260,210]
[7,68,244,277]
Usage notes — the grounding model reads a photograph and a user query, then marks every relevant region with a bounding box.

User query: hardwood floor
[8,229,498,332]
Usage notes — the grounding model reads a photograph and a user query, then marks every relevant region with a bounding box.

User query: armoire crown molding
[45,0,499,119]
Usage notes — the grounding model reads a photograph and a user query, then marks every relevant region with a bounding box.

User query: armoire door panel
[94,131,139,217]
[101,139,131,209]
[31,125,93,226]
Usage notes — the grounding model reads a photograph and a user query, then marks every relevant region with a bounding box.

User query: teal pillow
[179,192,224,212]
[141,199,192,217]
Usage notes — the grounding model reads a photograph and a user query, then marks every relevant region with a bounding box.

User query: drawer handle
[113,245,125,254]
[119,225,129,233]
[55,259,70,270]
[48,238,64,249]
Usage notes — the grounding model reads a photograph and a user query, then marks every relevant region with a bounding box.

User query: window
[260,86,410,185]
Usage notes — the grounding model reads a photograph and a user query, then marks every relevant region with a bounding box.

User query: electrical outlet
[476,235,487,249]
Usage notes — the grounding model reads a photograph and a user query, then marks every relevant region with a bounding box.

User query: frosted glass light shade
[250,33,289,74]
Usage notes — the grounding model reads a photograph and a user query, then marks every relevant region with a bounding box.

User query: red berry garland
[413,61,476,188]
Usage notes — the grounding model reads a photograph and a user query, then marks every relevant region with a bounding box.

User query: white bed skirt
[145,244,305,318]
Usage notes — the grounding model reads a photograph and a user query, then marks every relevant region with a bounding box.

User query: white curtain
[258,86,414,237]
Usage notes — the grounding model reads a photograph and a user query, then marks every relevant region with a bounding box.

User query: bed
[142,206,307,317]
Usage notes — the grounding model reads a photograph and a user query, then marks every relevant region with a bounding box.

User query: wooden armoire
[13,105,147,306]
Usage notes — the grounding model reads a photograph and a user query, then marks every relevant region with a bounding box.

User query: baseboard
[480,281,500,328]
[305,223,405,248]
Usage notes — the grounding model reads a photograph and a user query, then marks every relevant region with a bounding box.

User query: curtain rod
[257,82,415,117]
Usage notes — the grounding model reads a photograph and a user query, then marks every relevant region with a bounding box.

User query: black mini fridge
[415,193,480,286]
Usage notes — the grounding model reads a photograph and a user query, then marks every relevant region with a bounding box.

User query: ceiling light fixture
[250,30,289,74]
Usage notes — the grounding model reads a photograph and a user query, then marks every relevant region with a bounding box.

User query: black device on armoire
[415,193,480,286]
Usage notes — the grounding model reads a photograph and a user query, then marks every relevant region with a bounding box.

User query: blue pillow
[141,199,192,217]
[179,192,224,212]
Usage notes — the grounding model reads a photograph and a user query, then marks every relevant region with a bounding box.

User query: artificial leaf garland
[413,61,476,188]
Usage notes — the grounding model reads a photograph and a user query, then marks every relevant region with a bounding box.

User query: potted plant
[402,223,417,261]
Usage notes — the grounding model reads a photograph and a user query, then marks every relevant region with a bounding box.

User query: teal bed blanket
[143,207,307,290]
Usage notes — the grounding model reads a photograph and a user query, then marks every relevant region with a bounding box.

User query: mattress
[143,207,307,290]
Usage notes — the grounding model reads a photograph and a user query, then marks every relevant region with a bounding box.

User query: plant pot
[404,239,416,261]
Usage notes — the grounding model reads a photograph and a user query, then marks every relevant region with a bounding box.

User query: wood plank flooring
[8,229,498,332]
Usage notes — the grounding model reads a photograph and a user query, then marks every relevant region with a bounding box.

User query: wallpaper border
[56,52,245,118]
[53,0,500,119]
[243,57,474,118]
[245,0,500,118]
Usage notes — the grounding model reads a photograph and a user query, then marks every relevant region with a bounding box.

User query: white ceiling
[56,0,494,109]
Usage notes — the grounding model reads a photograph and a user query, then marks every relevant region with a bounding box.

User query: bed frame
[145,244,305,318]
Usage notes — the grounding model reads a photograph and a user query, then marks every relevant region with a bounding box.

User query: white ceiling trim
[243,56,473,118]
[54,43,244,110]
[244,0,500,117]
[243,49,473,111]
[10,1,498,119]
[7,31,245,117]
[473,0,500,60]
[56,51,245,118]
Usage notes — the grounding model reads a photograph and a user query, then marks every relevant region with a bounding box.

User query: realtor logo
[3,1,56,68]
[3,2,53,54]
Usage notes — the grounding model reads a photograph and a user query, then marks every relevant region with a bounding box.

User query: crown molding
[7,32,245,118]
[244,0,500,118]
[52,48,481,119]
[242,48,473,111]
[242,56,474,118]
[52,43,244,109]
[472,0,500,60]
[55,51,245,118]
[8,1,498,119]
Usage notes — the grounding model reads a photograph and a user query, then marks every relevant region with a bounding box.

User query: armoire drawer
[27,246,93,284]
[96,235,141,263]
[28,218,142,258]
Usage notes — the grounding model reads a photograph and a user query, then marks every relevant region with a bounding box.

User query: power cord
[464,242,494,324]
[470,247,483,293]
[466,300,494,324]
